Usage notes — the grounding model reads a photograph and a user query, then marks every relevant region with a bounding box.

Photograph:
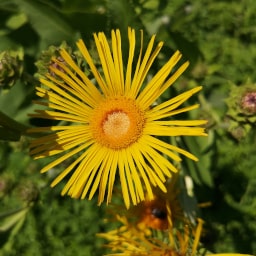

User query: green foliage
[0,0,256,255]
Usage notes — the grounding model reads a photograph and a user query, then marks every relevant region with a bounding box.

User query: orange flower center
[91,97,145,150]
[139,199,168,230]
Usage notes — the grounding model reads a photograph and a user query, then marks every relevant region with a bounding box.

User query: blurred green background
[0,0,256,255]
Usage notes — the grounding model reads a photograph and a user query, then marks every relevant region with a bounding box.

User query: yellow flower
[208,255,252,256]
[98,214,204,256]
[132,175,184,230]
[28,27,207,208]
[99,215,253,256]
[105,176,183,232]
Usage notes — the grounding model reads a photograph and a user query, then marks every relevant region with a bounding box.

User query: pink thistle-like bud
[241,91,256,113]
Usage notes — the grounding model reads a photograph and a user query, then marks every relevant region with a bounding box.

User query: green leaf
[0,207,29,253]
[0,81,26,117]
[13,0,76,48]
[6,13,27,30]
[182,133,214,187]
[106,0,143,33]
[0,127,21,141]
[0,207,28,232]
[61,0,106,13]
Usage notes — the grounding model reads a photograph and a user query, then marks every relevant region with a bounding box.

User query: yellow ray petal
[149,86,202,114]
[51,150,89,187]
[87,150,110,202]
[30,109,89,123]
[124,27,136,93]
[49,66,99,108]
[118,151,130,208]
[130,146,155,201]
[97,149,117,204]
[130,33,163,98]
[141,135,181,162]
[40,142,91,173]
[32,100,88,119]
[63,143,104,198]
[58,49,102,101]
[125,147,145,202]
[144,135,198,161]
[95,32,116,95]
[152,120,208,126]
[144,125,207,137]
[30,125,89,146]
[38,79,92,112]
[83,147,113,202]
[76,39,108,95]
[30,129,91,157]
[147,86,202,117]
[121,149,137,206]
[137,51,183,108]
[112,29,125,95]
[106,151,119,204]
[35,86,92,117]
[138,139,178,176]
[157,61,189,100]
[27,125,86,133]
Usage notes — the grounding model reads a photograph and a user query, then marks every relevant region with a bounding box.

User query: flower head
[133,176,184,230]
[226,83,256,119]
[99,214,253,256]
[225,82,256,139]
[241,91,256,114]
[28,27,207,208]
[98,213,204,256]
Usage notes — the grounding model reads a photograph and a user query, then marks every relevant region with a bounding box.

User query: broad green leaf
[13,0,76,48]
[0,127,21,141]
[182,133,214,187]
[106,0,143,33]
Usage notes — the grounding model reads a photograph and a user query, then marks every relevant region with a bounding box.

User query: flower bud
[226,83,256,122]
[226,82,256,138]
[241,91,256,114]
[0,176,12,197]
[35,41,73,78]
[0,49,24,89]
[17,181,39,203]
[35,41,88,81]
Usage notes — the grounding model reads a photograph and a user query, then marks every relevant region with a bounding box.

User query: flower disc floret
[91,97,145,150]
